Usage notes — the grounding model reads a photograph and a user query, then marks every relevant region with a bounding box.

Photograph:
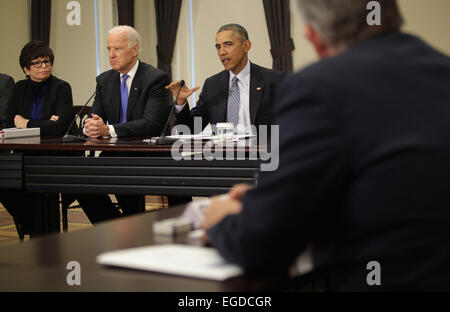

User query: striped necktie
[226,76,240,125]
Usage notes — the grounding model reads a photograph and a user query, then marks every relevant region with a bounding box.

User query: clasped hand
[84,113,109,138]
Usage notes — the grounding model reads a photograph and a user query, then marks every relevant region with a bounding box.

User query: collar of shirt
[229,60,250,89]
[120,59,139,86]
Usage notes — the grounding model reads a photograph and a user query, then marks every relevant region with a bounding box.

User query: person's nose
[218,46,227,56]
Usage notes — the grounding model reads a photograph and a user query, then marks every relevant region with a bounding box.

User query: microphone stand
[61,89,98,143]
[156,80,185,145]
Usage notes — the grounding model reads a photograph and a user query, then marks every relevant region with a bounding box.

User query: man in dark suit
[84,27,170,139]
[166,24,285,134]
[79,25,171,223]
[0,73,14,129]
[201,0,450,291]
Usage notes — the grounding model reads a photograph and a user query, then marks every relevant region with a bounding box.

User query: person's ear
[132,44,139,57]
[243,40,251,53]
[304,24,330,59]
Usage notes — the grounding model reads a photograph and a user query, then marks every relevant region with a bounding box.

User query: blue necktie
[120,74,129,123]
[227,76,240,125]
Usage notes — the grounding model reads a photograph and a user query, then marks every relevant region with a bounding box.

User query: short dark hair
[297,0,404,49]
[217,24,249,42]
[19,40,54,74]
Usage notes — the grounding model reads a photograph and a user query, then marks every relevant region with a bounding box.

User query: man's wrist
[174,101,187,113]
[101,124,110,137]
[177,98,187,106]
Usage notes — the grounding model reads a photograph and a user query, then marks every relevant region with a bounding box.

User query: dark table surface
[0,136,263,153]
[0,206,288,292]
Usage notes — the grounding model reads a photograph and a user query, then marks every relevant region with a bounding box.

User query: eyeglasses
[30,59,52,68]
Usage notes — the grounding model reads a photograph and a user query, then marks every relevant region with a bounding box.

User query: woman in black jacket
[7,40,73,136]
[0,41,73,238]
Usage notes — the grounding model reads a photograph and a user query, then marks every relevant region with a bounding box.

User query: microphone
[156,80,185,145]
[61,87,99,143]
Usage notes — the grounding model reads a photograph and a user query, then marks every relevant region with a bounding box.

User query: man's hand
[228,183,253,201]
[200,183,252,230]
[200,196,242,230]
[50,115,59,121]
[84,113,110,138]
[14,115,29,128]
[165,80,200,106]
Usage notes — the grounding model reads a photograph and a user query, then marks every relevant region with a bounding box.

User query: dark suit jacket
[176,63,285,132]
[7,75,73,136]
[0,73,14,129]
[91,61,171,137]
[208,32,450,291]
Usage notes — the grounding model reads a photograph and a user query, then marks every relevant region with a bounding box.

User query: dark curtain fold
[154,0,182,81]
[31,0,52,46]
[262,0,294,73]
[117,0,135,27]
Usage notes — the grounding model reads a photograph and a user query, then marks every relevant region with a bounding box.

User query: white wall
[398,0,450,54]
[0,0,30,83]
[50,0,97,106]
[134,0,157,67]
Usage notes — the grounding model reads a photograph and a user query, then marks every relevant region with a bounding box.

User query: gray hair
[297,0,404,49]
[108,25,142,53]
[217,24,249,42]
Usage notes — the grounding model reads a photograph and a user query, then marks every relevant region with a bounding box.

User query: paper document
[96,244,243,281]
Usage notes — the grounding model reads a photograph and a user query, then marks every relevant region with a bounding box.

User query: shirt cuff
[174,102,187,113]
[108,125,117,138]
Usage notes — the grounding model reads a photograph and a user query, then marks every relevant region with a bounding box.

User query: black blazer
[176,63,285,132]
[91,61,171,137]
[0,73,14,129]
[7,75,73,136]
[208,32,450,291]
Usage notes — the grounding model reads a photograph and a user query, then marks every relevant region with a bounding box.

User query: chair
[12,216,24,241]
[61,105,90,232]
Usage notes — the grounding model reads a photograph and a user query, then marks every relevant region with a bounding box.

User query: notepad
[96,244,243,281]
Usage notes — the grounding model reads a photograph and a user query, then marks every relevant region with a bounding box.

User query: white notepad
[96,244,243,281]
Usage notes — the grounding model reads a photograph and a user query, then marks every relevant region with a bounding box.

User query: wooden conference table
[0,205,293,292]
[0,136,262,233]
[0,137,320,292]
[0,136,261,195]
[0,136,295,292]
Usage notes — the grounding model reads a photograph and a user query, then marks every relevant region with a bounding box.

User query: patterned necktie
[227,76,240,125]
[120,74,129,123]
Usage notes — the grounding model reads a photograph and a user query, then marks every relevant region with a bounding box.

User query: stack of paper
[0,127,40,139]
[96,244,243,281]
